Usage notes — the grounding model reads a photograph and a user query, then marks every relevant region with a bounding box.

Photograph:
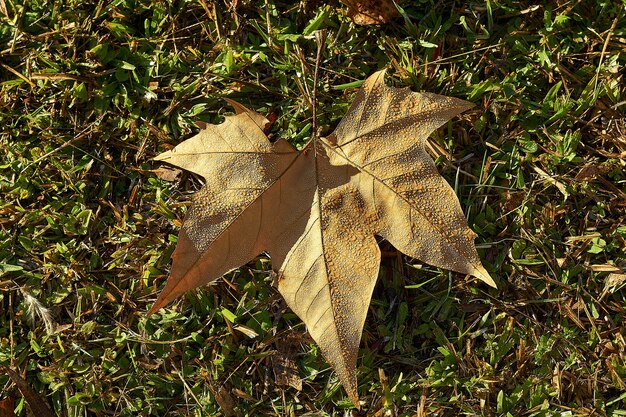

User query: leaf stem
[312,29,327,143]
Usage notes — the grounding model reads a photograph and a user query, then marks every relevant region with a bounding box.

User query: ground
[1,0,625,416]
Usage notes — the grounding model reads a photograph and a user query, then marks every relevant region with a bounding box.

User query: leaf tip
[223,97,247,114]
[152,149,173,163]
[346,387,361,411]
[146,297,167,317]
[145,305,159,317]
[223,98,271,132]
[473,265,497,288]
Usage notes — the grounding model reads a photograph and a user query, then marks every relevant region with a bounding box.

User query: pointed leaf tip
[223,97,270,132]
[147,290,171,316]
[474,265,497,288]
[146,305,158,317]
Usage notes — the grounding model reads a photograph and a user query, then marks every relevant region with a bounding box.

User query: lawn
[1,0,625,416]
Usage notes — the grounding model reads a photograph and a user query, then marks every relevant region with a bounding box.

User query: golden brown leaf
[342,0,399,25]
[272,334,303,391]
[149,70,496,408]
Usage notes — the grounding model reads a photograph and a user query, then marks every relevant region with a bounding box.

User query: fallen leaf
[0,0,8,18]
[214,386,237,417]
[149,70,495,408]
[272,334,303,391]
[342,0,399,25]
[0,395,15,417]
[0,366,54,417]
[153,165,182,181]
[575,163,614,181]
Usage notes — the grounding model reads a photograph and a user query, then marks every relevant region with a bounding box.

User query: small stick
[312,29,327,141]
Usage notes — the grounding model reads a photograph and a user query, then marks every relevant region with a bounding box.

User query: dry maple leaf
[149,70,496,408]
[342,0,399,25]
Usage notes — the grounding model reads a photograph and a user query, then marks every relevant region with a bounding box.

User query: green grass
[1,0,625,416]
